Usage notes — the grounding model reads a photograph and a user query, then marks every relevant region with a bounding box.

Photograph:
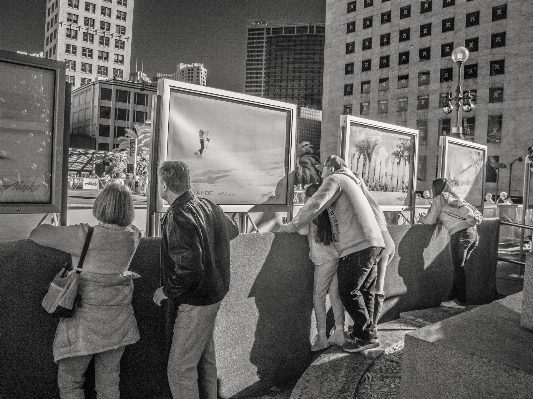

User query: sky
[0,0,325,93]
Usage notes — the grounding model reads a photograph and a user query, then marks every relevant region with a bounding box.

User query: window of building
[47,21,50,32]
[490,59,505,75]
[398,51,409,65]
[344,104,353,115]
[400,5,411,19]
[417,120,428,145]
[439,119,451,136]
[462,117,475,140]
[464,64,478,79]
[442,17,454,33]
[380,55,390,68]
[398,74,409,88]
[81,47,92,58]
[347,1,356,13]
[84,16,95,27]
[113,54,124,64]
[346,21,355,33]
[441,42,453,57]
[344,83,353,96]
[46,36,49,46]
[465,37,478,52]
[99,106,111,119]
[100,21,111,31]
[67,13,78,23]
[98,142,110,151]
[421,0,432,14]
[81,62,92,73]
[417,95,429,109]
[101,6,111,17]
[116,25,126,35]
[97,65,108,76]
[492,4,507,21]
[68,0,79,9]
[114,126,126,138]
[115,39,125,50]
[443,0,455,8]
[491,32,506,48]
[362,37,372,50]
[81,78,91,86]
[66,60,76,71]
[378,100,388,114]
[84,2,95,13]
[379,77,389,91]
[100,87,112,100]
[65,44,77,55]
[419,47,431,61]
[83,32,94,43]
[487,115,502,143]
[380,33,390,46]
[135,93,148,106]
[116,89,130,103]
[399,28,410,42]
[134,111,146,123]
[116,10,127,21]
[98,50,109,61]
[440,67,453,82]
[99,36,110,47]
[115,108,129,121]
[66,75,75,86]
[466,11,479,27]
[117,0,127,6]
[52,44,56,55]
[418,71,430,85]
[381,11,391,24]
[364,0,373,7]
[113,68,123,79]
[420,23,431,38]
[362,59,372,71]
[489,87,504,103]
[99,124,110,137]
[361,80,370,93]
[346,42,355,54]
[398,97,408,112]
[54,29,57,39]
[66,28,78,40]
[345,62,354,74]
[363,16,373,29]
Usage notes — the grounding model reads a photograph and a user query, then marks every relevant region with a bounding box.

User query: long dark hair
[305,183,334,245]
[432,178,459,199]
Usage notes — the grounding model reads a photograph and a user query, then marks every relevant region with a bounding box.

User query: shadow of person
[232,232,314,398]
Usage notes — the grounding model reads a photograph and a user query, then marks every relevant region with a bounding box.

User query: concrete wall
[0,220,499,398]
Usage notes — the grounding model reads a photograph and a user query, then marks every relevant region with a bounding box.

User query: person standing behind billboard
[279,155,385,353]
[152,161,239,399]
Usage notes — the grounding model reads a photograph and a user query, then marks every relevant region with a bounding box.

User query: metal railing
[497,220,532,278]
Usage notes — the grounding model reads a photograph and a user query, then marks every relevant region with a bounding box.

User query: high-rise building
[70,80,156,151]
[245,21,325,110]
[322,0,533,194]
[155,63,207,86]
[43,0,134,88]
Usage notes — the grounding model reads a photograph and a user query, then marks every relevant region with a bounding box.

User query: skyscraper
[322,0,533,194]
[245,21,325,110]
[156,63,207,86]
[43,0,134,88]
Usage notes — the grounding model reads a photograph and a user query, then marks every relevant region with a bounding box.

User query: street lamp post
[442,46,475,139]
[508,156,523,197]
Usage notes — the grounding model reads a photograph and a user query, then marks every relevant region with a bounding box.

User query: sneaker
[328,329,346,346]
[311,335,331,352]
[440,299,466,308]
[342,337,379,353]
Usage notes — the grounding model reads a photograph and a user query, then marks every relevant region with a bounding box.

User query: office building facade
[70,80,155,151]
[156,63,207,86]
[323,0,533,194]
[245,21,325,110]
[43,0,134,88]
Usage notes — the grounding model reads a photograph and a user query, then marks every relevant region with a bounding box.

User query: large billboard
[0,50,66,214]
[152,79,297,213]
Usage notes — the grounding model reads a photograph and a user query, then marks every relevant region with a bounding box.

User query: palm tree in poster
[351,139,368,174]
[294,141,321,186]
[392,149,403,190]
[364,138,379,180]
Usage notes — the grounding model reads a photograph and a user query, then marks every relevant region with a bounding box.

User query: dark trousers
[449,227,478,303]
[337,246,383,341]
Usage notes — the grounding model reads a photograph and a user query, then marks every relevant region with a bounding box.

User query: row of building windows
[99,88,149,106]
[67,0,128,11]
[66,76,92,87]
[65,55,124,72]
[347,1,505,22]
[46,13,59,32]
[346,56,504,74]
[65,24,127,40]
[47,0,59,17]
[98,107,147,123]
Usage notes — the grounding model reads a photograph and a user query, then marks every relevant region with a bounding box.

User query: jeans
[313,259,345,336]
[168,301,221,399]
[57,347,125,399]
[337,246,383,341]
[449,227,479,303]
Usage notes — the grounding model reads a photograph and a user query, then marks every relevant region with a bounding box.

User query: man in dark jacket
[153,160,239,399]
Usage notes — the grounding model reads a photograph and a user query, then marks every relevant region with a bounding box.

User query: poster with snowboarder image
[155,80,297,212]
[339,116,419,209]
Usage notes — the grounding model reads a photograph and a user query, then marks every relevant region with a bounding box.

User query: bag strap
[76,226,94,274]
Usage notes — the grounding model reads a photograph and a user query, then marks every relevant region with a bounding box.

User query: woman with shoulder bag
[420,178,480,309]
[30,183,141,399]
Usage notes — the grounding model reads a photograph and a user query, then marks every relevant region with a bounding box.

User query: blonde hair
[93,183,135,226]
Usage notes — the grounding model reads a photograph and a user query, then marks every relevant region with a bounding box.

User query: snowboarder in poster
[195,130,210,157]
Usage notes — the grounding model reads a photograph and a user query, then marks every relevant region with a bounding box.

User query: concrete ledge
[521,254,533,331]
[401,293,533,399]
